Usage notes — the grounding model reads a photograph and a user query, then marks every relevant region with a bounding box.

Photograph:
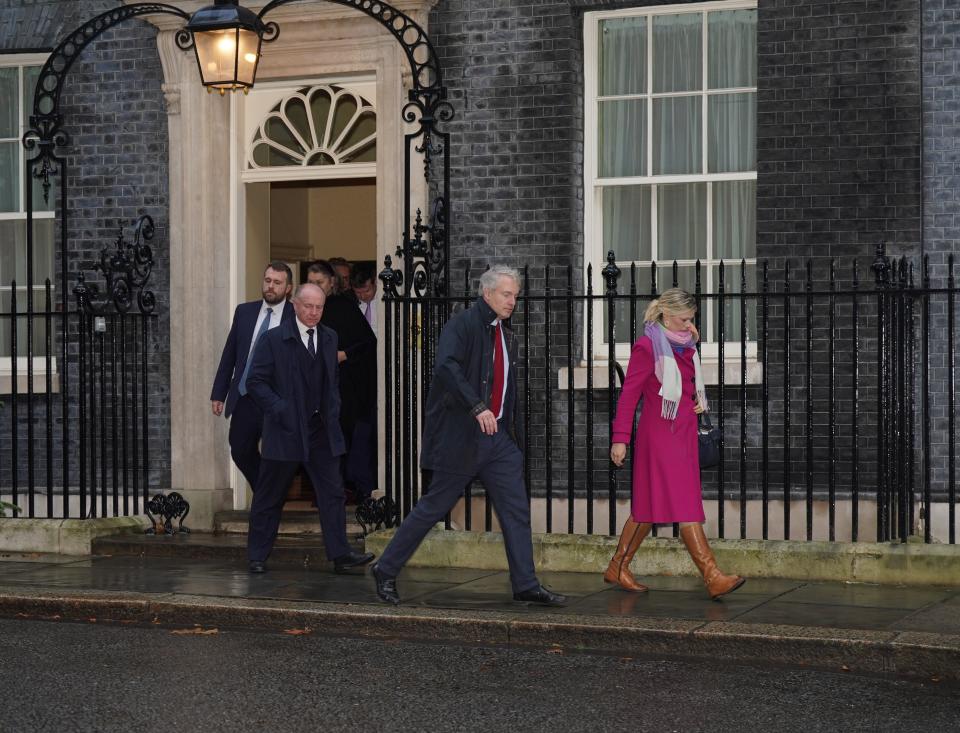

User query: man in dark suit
[307,260,378,501]
[244,282,375,574]
[371,266,566,606]
[210,261,295,489]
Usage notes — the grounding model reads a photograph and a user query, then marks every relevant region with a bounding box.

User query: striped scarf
[644,321,707,420]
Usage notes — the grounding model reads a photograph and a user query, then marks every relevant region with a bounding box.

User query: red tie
[490,321,505,418]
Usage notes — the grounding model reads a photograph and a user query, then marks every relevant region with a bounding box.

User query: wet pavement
[1,551,959,685]
[0,551,958,633]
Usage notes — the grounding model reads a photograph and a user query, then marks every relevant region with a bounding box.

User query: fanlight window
[249,84,376,168]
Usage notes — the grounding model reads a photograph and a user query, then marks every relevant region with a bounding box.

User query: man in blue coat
[372,265,566,606]
[244,282,375,574]
[210,261,295,489]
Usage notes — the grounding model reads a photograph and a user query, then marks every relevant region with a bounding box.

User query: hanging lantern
[186,0,268,94]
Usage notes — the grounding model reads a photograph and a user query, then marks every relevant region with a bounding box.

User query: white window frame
[583,1,758,363]
[0,52,58,383]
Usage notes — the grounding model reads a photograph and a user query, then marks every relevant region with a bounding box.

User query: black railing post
[603,251,621,536]
[872,243,891,541]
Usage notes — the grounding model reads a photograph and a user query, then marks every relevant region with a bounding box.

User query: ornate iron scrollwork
[74,215,157,315]
[144,492,191,535]
[602,250,622,295]
[23,4,191,206]
[355,496,400,535]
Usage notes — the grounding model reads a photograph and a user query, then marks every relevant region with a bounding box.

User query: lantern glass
[193,27,261,90]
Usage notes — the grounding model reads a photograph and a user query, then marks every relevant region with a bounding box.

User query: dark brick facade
[0,0,170,500]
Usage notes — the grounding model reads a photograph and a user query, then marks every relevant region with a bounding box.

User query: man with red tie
[372,266,566,607]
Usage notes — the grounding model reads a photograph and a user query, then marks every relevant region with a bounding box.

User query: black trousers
[377,429,538,594]
[228,395,262,490]
[247,415,351,563]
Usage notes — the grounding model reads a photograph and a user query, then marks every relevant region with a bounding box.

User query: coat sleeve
[210,305,241,402]
[245,333,284,418]
[432,315,487,416]
[611,337,654,444]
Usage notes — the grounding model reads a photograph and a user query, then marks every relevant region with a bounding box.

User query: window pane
[708,10,757,89]
[713,180,756,260]
[602,185,651,261]
[653,96,701,175]
[0,67,17,138]
[713,263,757,342]
[652,13,702,93]
[22,66,41,126]
[599,17,646,96]
[0,289,52,358]
[708,93,756,173]
[0,141,19,212]
[0,219,55,287]
[0,220,20,285]
[656,264,699,294]
[599,100,646,177]
[657,183,706,261]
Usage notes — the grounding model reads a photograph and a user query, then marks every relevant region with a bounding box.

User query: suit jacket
[321,294,377,426]
[245,317,346,462]
[420,297,523,475]
[210,299,295,417]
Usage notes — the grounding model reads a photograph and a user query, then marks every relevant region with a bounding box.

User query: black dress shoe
[333,551,375,573]
[371,563,400,605]
[248,561,267,574]
[513,585,567,606]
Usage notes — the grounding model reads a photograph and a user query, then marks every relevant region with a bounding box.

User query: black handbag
[698,412,722,469]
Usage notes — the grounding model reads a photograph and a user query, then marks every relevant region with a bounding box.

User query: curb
[1,587,957,685]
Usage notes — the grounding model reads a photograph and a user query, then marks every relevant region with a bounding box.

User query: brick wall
[0,0,171,504]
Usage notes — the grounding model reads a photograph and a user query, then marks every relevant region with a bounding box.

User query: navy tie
[238,307,273,396]
[307,328,316,358]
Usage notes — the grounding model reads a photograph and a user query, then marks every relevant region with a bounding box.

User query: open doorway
[241,176,377,510]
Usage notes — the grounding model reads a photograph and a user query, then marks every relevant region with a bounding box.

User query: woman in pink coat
[603,289,745,600]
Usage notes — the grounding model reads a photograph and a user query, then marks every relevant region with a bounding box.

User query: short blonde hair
[643,288,697,324]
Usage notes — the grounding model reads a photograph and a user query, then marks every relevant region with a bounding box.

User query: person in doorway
[328,257,352,296]
[372,265,566,607]
[351,262,379,330]
[244,282,374,574]
[210,261,295,490]
[605,288,745,600]
[307,260,378,502]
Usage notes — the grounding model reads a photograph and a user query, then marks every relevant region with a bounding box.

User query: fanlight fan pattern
[250,84,377,168]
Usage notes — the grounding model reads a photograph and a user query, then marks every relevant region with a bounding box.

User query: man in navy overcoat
[371,265,565,606]
[244,282,374,574]
[210,261,295,489]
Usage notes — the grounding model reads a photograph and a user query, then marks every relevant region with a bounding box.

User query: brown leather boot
[603,518,652,592]
[679,524,745,600]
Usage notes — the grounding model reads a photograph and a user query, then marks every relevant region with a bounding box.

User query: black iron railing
[381,247,958,544]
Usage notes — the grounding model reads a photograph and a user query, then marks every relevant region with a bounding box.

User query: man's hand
[475,409,498,435]
[610,442,627,466]
[211,400,224,416]
[337,350,347,364]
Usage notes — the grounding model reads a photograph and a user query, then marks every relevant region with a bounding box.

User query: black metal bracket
[73,215,157,315]
[355,496,400,535]
[144,491,191,535]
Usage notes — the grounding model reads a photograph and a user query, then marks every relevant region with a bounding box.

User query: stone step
[213,509,364,537]
[92,530,367,567]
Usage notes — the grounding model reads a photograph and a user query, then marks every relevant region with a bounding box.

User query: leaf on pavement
[283,628,312,636]
[171,627,219,635]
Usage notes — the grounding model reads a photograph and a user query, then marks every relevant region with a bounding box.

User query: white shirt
[491,317,509,420]
[247,300,284,360]
[358,297,377,328]
[296,318,319,354]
